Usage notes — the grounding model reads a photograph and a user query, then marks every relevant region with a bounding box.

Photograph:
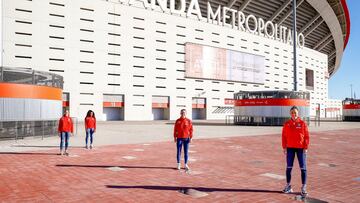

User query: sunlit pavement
[0,127,359,202]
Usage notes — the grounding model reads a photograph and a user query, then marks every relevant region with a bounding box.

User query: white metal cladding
[234,106,310,117]
[103,94,124,102]
[24,99,41,120]
[40,100,62,119]
[2,0,329,120]
[152,96,169,103]
[2,98,24,121]
[343,109,360,117]
[0,98,61,121]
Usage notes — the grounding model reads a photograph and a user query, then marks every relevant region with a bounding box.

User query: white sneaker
[282,184,293,193]
[301,185,308,196]
[90,144,93,149]
[177,163,181,170]
[185,164,190,171]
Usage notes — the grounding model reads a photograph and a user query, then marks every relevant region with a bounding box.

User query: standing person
[58,110,73,155]
[282,106,310,196]
[174,109,193,171]
[85,110,96,149]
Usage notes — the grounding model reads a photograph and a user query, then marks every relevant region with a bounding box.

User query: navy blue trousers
[286,148,307,185]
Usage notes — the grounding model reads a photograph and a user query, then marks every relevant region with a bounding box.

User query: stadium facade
[0,0,350,121]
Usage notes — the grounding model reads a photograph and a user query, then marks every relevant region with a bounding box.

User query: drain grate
[250,160,263,165]
[260,173,285,180]
[294,195,328,203]
[318,163,337,168]
[107,167,125,172]
[188,158,197,162]
[178,188,208,198]
[122,156,136,160]
[184,170,202,175]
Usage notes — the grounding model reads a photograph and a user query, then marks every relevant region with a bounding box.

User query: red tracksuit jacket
[282,117,309,149]
[174,117,193,139]
[85,117,96,130]
[58,116,73,133]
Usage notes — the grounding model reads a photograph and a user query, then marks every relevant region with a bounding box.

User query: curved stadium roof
[195,0,350,77]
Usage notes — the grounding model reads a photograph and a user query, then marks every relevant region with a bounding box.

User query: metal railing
[0,117,78,141]
[225,115,235,125]
[0,120,58,141]
[233,115,310,126]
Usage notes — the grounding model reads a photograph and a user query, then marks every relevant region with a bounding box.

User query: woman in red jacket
[85,110,96,149]
[282,106,309,196]
[173,109,193,171]
[58,110,73,155]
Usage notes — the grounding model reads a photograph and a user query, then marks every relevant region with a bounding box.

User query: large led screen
[185,43,265,84]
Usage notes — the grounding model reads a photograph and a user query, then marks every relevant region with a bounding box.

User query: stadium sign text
[122,0,305,48]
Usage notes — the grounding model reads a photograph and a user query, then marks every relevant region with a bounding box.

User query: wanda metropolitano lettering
[121,0,305,48]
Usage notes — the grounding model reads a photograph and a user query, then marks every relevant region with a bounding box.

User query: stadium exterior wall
[1,0,329,120]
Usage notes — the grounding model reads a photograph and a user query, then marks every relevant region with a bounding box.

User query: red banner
[234,98,309,107]
[343,104,360,109]
[103,102,124,107]
[325,107,340,111]
[192,104,206,109]
[224,98,235,105]
[152,103,169,108]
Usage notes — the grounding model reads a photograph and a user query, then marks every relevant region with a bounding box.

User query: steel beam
[299,14,320,33]
[269,0,292,21]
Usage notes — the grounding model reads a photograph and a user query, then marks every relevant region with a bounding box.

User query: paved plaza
[0,121,359,202]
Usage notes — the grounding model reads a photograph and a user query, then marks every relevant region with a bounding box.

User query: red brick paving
[0,129,360,202]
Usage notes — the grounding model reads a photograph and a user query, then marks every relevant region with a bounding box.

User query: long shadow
[0,152,59,155]
[12,145,85,149]
[166,122,230,126]
[105,185,283,194]
[56,164,176,170]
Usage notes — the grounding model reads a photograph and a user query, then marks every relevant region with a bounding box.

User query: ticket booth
[342,98,360,121]
[234,91,310,126]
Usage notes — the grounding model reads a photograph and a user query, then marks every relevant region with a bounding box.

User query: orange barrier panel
[0,83,62,100]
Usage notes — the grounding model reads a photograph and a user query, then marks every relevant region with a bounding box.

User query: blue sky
[328,0,359,99]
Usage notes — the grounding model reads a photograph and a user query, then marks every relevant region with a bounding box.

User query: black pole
[293,0,297,91]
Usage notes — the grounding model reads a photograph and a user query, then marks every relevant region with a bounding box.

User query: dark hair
[85,110,96,119]
[180,109,186,113]
[290,106,298,111]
